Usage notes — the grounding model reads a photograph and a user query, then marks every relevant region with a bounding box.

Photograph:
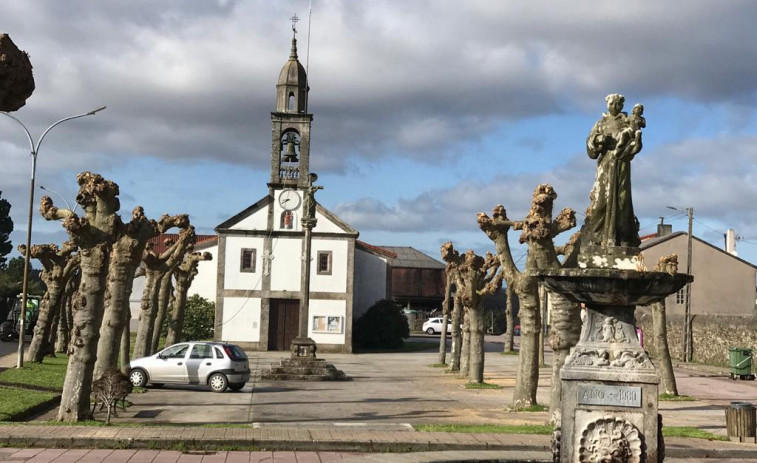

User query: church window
[288,92,295,111]
[317,251,332,275]
[675,286,686,305]
[241,248,256,273]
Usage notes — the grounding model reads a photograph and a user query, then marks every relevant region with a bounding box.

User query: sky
[2,0,757,270]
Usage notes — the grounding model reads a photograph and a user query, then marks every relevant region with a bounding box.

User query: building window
[241,248,256,273]
[317,251,332,275]
[676,286,687,305]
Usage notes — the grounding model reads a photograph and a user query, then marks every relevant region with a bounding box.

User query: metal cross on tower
[290,14,300,36]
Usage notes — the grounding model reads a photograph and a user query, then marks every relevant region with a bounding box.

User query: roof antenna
[305,0,312,112]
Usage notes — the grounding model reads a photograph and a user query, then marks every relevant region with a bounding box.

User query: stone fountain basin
[538,268,692,306]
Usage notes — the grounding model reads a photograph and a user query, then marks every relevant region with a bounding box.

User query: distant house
[640,230,757,316]
[380,246,446,312]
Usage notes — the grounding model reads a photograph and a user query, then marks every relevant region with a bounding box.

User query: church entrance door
[268,299,300,350]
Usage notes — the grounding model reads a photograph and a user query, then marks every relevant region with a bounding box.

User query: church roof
[146,233,216,255]
[277,38,307,88]
[378,246,446,269]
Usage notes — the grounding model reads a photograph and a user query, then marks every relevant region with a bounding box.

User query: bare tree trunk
[165,252,211,346]
[95,240,139,380]
[449,295,463,372]
[59,243,109,421]
[120,296,132,375]
[46,304,59,357]
[19,243,79,363]
[504,286,515,352]
[134,226,194,359]
[56,283,77,353]
[134,269,160,359]
[653,300,678,395]
[438,274,452,365]
[460,310,470,379]
[468,305,485,383]
[512,283,541,408]
[151,271,174,352]
[42,172,121,422]
[547,292,581,421]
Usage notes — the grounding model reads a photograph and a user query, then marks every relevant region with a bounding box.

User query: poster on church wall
[312,316,343,333]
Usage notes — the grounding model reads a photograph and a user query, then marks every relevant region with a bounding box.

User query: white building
[190,36,391,353]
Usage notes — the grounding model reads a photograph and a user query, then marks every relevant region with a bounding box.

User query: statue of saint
[581,94,643,249]
[301,172,323,226]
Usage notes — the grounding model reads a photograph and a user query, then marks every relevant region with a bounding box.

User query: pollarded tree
[0,191,13,268]
[56,272,79,353]
[441,243,503,383]
[40,172,120,422]
[17,241,79,362]
[165,250,212,346]
[440,244,463,372]
[0,34,35,112]
[133,225,195,359]
[503,286,515,353]
[478,184,577,409]
[652,254,679,395]
[94,208,188,380]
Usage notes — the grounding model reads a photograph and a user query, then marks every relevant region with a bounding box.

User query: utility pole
[683,207,693,362]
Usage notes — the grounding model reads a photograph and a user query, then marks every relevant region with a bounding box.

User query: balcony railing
[279,165,299,180]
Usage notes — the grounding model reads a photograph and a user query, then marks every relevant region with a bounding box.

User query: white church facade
[188,35,394,353]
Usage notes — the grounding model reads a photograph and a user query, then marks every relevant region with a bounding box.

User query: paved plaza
[2,336,757,460]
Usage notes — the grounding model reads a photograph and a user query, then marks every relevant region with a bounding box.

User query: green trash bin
[729,348,755,380]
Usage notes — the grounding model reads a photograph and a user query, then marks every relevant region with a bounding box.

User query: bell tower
[269,21,312,192]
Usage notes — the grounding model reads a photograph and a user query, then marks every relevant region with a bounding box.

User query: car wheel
[426,328,436,335]
[208,373,228,393]
[129,368,148,388]
[229,383,245,392]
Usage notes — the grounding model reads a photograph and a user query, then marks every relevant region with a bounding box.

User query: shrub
[183,294,215,340]
[353,299,409,349]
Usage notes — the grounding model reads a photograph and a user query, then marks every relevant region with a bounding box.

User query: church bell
[282,137,299,163]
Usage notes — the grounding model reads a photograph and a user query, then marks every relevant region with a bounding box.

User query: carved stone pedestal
[541,268,691,463]
[260,337,349,381]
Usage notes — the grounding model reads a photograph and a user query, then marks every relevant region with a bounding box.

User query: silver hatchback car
[129,342,250,392]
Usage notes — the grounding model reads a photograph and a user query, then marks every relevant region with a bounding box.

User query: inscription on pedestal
[577,384,641,408]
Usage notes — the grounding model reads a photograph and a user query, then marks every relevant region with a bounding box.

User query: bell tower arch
[269,31,312,192]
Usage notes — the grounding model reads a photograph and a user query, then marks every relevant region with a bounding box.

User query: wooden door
[268,299,300,351]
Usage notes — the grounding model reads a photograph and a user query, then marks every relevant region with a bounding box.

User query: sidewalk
[3,423,757,460]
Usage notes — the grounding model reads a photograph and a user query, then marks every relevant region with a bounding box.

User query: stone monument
[261,173,347,381]
[540,94,691,462]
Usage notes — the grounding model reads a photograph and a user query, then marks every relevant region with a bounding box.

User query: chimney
[726,229,738,256]
[657,217,672,237]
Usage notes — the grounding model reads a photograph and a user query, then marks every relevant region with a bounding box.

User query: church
[187,33,414,353]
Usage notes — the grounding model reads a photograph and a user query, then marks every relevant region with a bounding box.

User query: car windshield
[222,344,247,361]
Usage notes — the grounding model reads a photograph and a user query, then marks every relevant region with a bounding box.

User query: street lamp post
[1,106,106,368]
[39,185,77,215]
[668,205,694,362]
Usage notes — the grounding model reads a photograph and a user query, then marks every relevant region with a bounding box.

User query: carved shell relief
[566,348,653,370]
[578,416,643,463]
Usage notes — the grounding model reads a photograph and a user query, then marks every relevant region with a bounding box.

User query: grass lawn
[0,355,68,390]
[662,426,728,441]
[415,423,553,434]
[0,387,58,421]
[464,382,502,390]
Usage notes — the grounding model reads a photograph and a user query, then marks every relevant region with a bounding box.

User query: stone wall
[636,307,757,367]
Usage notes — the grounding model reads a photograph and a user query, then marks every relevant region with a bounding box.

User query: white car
[422,317,453,335]
[129,341,250,393]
